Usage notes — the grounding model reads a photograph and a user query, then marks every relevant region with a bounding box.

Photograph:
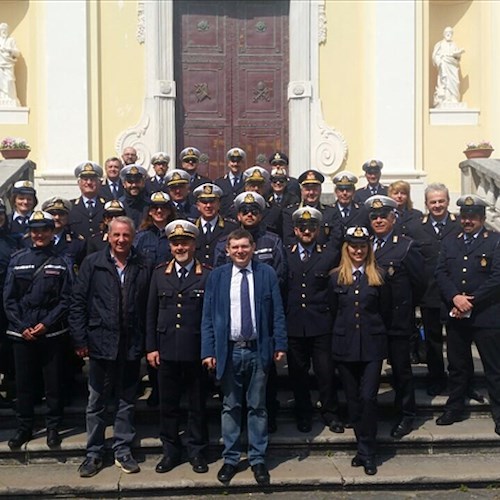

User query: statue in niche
[432,26,465,108]
[0,23,21,107]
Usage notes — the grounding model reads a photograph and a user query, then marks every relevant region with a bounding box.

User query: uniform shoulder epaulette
[457,232,463,238]
[149,176,155,181]
[450,213,457,221]
[483,231,489,238]
[422,215,429,224]
[217,216,225,228]
[72,197,82,205]
[103,232,109,241]
[22,233,30,241]
[194,260,204,275]
[99,197,106,204]
[353,202,360,209]
[392,235,399,243]
[77,234,85,240]
[164,259,175,274]
[290,244,298,253]
[66,233,73,242]
[316,244,323,253]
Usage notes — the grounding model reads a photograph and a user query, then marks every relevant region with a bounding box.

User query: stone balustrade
[460,158,500,231]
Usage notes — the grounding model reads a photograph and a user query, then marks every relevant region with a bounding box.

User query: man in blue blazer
[201,228,287,486]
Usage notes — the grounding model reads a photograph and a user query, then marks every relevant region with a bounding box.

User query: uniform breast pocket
[189,289,205,302]
[158,290,173,308]
[314,273,329,286]
[476,254,492,272]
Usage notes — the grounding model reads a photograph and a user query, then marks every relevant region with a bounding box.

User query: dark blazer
[331,202,370,235]
[436,228,500,327]
[329,270,391,362]
[187,173,212,204]
[146,259,209,361]
[194,215,238,268]
[405,213,461,308]
[99,180,124,201]
[354,184,388,204]
[374,233,425,336]
[69,247,152,360]
[395,208,423,237]
[201,260,287,379]
[145,176,169,196]
[284,244,339,337]
[53,229,87,269]
[134,225,172,266]
[118,192,150,228]
[68,196,106,240]
[267,191,300,209]
[214,174,244,216]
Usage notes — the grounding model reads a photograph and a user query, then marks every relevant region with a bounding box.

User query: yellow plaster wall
[96,1,145,162]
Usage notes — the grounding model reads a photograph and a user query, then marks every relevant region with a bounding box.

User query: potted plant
[0,137,31,160]
[463,140,494,159]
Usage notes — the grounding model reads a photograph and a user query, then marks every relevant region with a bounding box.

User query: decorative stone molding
[115,114,152,166]
[318,1,327,45]
[288,81,312,99]
[137,1,145,44]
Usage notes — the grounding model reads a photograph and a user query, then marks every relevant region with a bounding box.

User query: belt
[230,339,257,349]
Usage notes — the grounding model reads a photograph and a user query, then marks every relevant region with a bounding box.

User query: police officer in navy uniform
[118,164,150,228]
[332,171,369,234]
[179,147,211,203]
[9,180,38,236]
[268,165,300,208]
[284,207,342,434]
[69,162,106,240]
[268,151,301,199]
[192,183,237,269]
[41,197,86,270]
[366,195,425,439]
[145,152,170,196]
[435,195,500,436]
[165,169,200,222]
[405,183,461,396]
[354,159,388,204]
[4,211,73,450]
[282,170,343,251]
[215,147,246,216]
[146,220,210,474]
[86,200,126,255]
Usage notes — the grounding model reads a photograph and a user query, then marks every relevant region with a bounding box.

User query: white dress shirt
[230,263,257,341]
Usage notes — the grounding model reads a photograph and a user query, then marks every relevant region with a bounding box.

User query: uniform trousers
[220,343,268,466]
[13,337,64,432]
[421,307,446,384]
[446,324,500,422]
[337,360,382,459]
[158,360,208,460]
[287,334,339,422]
[86,356,141,460]
[387,336,416,417]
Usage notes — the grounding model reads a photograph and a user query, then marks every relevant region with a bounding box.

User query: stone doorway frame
[117,0,347,189]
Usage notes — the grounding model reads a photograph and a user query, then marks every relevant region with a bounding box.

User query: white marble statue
[432,27,465,108]
[0,23,21,107]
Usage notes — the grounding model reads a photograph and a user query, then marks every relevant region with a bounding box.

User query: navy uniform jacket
[0,230,22,331]
[98,180,124,201]
[187,173,212,204]
[405,213,461,308]
[69,196,106,240]
[354,184,388,204]
[395,208,423,237]
[69,247,152,361]
[118,192,150,228]
[436,228,500,327]
[52,229,87,270]
[374,234,425,336]
[3,245,73,340]
[194,216,238,269]
[8,213,32,237]
[282,202,343,251]
[213,226,287,287]
[172,199,200,223]
[267,191,300,209]
[284,243,339,337]
[145,176,169,196]
[331,202,370,235]
[146,259,209,362]
[134,225,172,266]
[329,270,391,362]
[86,230,109,255]
[214,174,244,216]
[201,260,287,380]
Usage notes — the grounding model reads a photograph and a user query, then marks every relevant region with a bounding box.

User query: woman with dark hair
[330,226,391,476]
[9,180,38,236]
[134,192,177,267]
[388,180,422,235]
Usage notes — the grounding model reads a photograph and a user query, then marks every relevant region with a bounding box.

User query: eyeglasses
[240,207,261,216]
[271,177,287,184]
[295,223,319,232]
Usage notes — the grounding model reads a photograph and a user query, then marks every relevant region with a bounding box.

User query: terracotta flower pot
[463,148,494,159]
[1,148,30,160]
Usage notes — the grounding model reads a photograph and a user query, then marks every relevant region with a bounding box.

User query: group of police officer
[1,144,499,480]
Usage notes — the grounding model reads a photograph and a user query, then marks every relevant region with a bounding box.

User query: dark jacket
[436,228,500,327]
[69,247,152,360]
[99,180,124,201]
[329,270,391,362]
[134,225,172,266]
[284,243,339,337]
[69,196,106,240]
[354,184,388,204]
[214,174,244,216]
[118,192,150,228]
[146,259,209,361]
[4,245,73,340]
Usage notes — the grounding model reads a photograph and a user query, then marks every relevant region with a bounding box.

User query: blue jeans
[220,344,268,466]
[86,357,141,460]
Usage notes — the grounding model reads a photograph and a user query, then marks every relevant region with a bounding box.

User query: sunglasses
[369,212,390,220]
[185,158,198,164]
[240,207,261,216]
[271,177,287,184]
[296,223,319,232]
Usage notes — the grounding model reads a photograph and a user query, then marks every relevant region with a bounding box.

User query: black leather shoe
[297,418,312,433]
[8,429,32,450]
[190,455,208,474]
[217,463,238,484]
[344,421,354,429]
[328,419,345,434]
[47,429,62,448]
[495,421,500,437]
[468,389,486,404]
[363,457,378,476]
[251,463,270,485]
[351,455,363,467]
[155,456,180,473]
[436,410,463,426]
[390,417,414,439]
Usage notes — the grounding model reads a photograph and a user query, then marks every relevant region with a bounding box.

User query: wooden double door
[174,0,289,179]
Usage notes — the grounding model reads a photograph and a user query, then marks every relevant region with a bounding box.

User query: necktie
[435,222,444,236]
[16,215,28,225]
[370,188,377,196]
[240,269,253,339]
[374,238,384,251]
[179,267,188,282]
[86,200,95,216]
[464,235,474,246]
[301,248,310,262]
[353,270,362,281]
[205,222,212,235]
[342,207,350,218]
[111,183,119,198]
